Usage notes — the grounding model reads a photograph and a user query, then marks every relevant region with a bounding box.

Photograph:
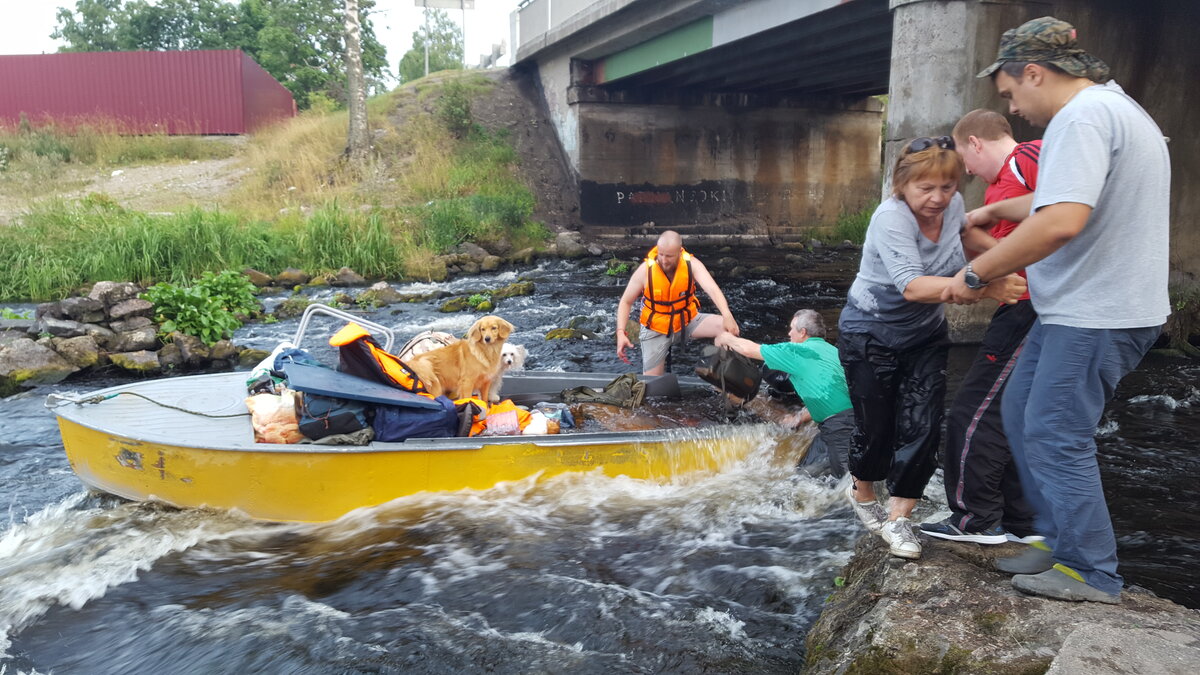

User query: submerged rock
[545,328,597,340]
[805,533,1200,674]
[492,281,535,299]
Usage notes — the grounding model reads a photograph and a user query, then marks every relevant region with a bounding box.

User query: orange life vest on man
[639,245,700,336]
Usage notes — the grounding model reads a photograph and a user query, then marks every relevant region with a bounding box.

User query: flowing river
[1,249,1196,673]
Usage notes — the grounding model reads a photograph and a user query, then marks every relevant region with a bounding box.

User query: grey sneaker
[1005,532,1045,544]
[995,544,1054,574]
[1012,567,1120,604]
[845,485,887,533]
[919,517,1007,544]
[880,517,922,559]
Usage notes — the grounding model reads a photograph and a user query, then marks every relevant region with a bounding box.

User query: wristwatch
[963,262,987,290]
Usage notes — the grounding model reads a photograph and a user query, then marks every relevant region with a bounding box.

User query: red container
[0,50,296,135]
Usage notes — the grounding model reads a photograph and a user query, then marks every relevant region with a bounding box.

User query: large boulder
[481,255,502,272]
[82,324,117,350]
[332,267,367,286]
[108,298,154,321]
[507,248,535,266]
[357,281,404,307]
[0,337,79,395]
[110,325,158,352]
[492,281,535,299]
[171,332,210,367]
[52,335,103,369]
[455,241,490,262]
[59,296,106,324]
[555,231,587,259]
[34,317,87,338]
[0,319,35,335]
[109,350,160,374]
[805,534,1200,674]
[209,340,239,362]
[242,268,273,287]
[108,316,153,334]
[275,267,310,287]
[88,281,141,309]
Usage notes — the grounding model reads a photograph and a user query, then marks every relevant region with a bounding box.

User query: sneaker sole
[888,545,922,559]
[921,529,1007,545]
[1006,533,1045,544]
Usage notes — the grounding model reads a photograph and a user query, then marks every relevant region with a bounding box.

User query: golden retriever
[407,315,513,402]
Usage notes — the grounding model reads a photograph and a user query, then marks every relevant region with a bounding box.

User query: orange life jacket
[639,245,700,336]
[329,323,428,394]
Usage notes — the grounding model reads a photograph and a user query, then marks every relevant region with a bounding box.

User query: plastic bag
[245,389,305,444]
[522,410,549,435]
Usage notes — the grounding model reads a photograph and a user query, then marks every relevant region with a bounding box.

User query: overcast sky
[0,0,521,76]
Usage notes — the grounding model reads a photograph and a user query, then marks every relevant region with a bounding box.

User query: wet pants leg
[1001,321,1160,594]
[840,330,948,499]
[942,301,1038,533]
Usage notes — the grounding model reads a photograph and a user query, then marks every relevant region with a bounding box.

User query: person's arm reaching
[965,193,1035,229]
[714,332,762,360]
[690,258,740,336]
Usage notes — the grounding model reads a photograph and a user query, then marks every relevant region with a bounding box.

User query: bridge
[508,0,1197,282]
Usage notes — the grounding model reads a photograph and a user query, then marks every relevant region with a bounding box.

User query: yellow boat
[50,368,771,523]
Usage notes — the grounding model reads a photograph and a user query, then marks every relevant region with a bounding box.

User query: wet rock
[481,255,502,272]
[273,297,311,319]
[546,328,597,340]
[35,317,87,338]
[0,319,35,334]
[108,316,153,334]
[108,298,154,321]
[785,254,806,265]
[82,324,117,350]
[111,325,158,352]
[275,267,310,286]
[729,266,746,279]
[482,236,512,256]
[805,533,1200,674]
[307,275,331,287]
[586,243,604,257]
[1046,624,1200,674]
[750,265,772,276]
[439,297,470,313]
[35,302,65,320]
[455,242,490,261]
[839,240,859,250]
[332,267,367,286]
[88,281,141,308]
[396,290,449,303]
[158,342,184,370]
[209,340,239,362]
[332,292,356,306]
[0,337,79,393]
[476,299,494,312]
[945,303,995,345]
[459,261,481,276]
[358,281,404,307]
[239,348,270,367]
[809,239,824,250]
[507,248,535,265]
[568,315,605,332]
[171,332,210,366]
[109,350,160,373]
[555,231,587,259]
[492,281,535,299]
[243,268,273,287]
[52,335,103,369]
[716,257,738,269]
[59,296,106,323]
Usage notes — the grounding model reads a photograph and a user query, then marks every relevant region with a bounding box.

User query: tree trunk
[344,0,368,164]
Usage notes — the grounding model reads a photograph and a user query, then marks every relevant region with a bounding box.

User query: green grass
[0,123,236,167]
[831,204,875,244]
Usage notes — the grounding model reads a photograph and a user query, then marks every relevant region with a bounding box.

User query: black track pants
[839,327,949,499]
[942,301,1038,534]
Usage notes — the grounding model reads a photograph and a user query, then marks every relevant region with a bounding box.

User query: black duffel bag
[695,345,763,402]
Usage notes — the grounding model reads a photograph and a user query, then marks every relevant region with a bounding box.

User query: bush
[833,204,875,244]
[437,79,473,137]
[142,271,260,345]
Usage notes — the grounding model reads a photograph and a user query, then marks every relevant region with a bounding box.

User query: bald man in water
[616,230,740,375]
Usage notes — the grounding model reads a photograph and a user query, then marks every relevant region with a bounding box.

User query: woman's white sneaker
[845,485,888,533]
[881,517,922,559]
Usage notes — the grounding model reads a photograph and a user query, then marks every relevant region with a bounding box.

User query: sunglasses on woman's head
[906,136,955,153]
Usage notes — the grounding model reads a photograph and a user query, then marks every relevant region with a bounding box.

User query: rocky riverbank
[805,534,1200,674]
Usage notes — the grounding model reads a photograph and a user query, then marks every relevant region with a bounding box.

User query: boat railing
[293,304,395,352]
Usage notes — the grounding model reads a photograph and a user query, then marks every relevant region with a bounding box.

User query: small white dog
[500,343,527,372]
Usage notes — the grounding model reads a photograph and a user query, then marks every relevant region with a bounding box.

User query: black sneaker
[918,517,1007,544]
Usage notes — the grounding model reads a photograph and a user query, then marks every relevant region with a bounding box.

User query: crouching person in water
[616,230,740,374]
[715,309,852,476]
[839,136,1026,560]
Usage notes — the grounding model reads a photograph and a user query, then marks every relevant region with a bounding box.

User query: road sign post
[415,0,475,69]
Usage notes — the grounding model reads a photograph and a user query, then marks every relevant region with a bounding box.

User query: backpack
[373,395,458,442]
[695,345,763,401]
[297,392,370,440]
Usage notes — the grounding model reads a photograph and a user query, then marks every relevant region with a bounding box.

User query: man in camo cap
[943,17,1170,605]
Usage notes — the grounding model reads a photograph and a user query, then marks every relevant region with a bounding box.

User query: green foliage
[420,193,534,252]
[437,79,473,137]
[285,205,407,279]
[832,204,876,245]
[142,271,260,345]
[1,307,32,319]
[397,9,463,84]
[605,259,630,276]
[0,124,236,171]
[52,0,390,109]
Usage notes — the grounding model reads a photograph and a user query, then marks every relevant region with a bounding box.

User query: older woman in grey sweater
[839,137,1026,560]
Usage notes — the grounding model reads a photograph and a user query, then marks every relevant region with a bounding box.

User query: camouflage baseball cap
[977,16,1110,82]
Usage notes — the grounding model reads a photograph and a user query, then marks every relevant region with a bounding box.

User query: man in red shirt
[920,109,1042,544]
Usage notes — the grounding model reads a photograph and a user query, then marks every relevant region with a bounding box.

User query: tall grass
[831,204,876,244]
[0,122,236,167]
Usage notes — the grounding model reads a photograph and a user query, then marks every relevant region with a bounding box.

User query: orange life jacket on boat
[639,245,700,336]
[329,323,428,394]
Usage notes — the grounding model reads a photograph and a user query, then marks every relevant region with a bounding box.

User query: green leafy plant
[605,260,629,276]
[466,292,491,308]
[0,307,31,319]
[141,271,260,345]
[437,79,473,137]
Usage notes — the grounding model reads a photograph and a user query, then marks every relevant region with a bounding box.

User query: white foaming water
[0,496,273,662]
[1128,387,1200,410]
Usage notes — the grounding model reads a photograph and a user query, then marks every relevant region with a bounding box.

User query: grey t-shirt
[1029,80,1170,329]
[839,195,966,348]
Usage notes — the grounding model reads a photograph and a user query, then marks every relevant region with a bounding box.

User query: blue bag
[373,395,458,442]
[298,393,369,440]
